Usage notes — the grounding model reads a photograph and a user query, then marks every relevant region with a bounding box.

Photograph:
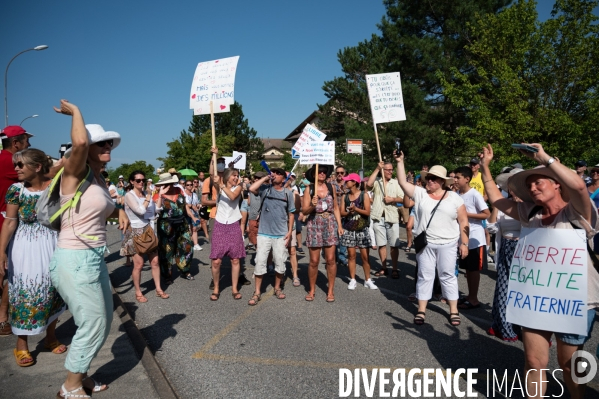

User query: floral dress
[156,194,192,279]
[6,183,66,335]
[306,193,339,247]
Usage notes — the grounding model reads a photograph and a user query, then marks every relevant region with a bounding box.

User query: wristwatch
[545,157,556,166]
[461,243,469,247]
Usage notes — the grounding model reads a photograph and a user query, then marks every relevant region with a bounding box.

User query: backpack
[257,186,294,221]
[36,166,94,232]
[309,182,334,199]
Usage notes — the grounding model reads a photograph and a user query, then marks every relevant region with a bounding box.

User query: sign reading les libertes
[366,72,406,124]
[506,227,589,335]
[300,141,335,165]
[292,123,326,154]
[190,56,239,115]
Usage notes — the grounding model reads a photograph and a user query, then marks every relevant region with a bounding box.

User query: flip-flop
[458,300,480,309]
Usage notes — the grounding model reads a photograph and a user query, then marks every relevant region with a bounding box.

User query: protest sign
[300,141,335,165]
[365,72,406,124]
[292,124,326,155]
[506,227,588,335]
[190,56,239,115]
[224,151,246,170]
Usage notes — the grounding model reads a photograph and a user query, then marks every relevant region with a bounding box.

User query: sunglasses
[383,168,393,172]
[134,179,147,183]
[95,139,114,148]
[336,171,345,175]
[13,161,26,169]
[273,171,286,176]
[185,184,193,187]
[591,170,599,174]
[425,175,440,182]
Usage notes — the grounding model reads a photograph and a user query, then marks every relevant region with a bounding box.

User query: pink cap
[342,173,361,184]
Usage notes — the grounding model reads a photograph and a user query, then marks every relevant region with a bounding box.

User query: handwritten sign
[292,123,326,155]
[190,56,239,115]
[300,141,335,165]
[506,227,588,335]
[224,151,246,170]
[366,72,406,124]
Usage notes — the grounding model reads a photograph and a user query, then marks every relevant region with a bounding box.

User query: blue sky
[0,1,585,171]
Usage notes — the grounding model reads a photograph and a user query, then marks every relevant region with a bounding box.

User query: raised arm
[249,175,270,195]
[393,151,415,199]
[479,144,520,220]
[54,100,88,195]
[366,161,384,190]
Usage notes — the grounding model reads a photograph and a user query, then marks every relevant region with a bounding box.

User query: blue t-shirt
[258,187,295,237]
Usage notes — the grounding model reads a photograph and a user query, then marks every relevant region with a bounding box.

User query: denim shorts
[240,199,250,213]
[555,309,596,345]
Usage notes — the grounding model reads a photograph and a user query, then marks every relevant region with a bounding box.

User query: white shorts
[373,217,400,247]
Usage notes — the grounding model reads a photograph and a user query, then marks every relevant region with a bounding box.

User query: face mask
[217,163,225,173]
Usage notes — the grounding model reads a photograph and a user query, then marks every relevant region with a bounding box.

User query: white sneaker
[193,244,203,251]
[364,279,378,290]
[347,279,357,290]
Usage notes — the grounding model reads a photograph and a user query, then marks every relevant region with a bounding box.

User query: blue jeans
[49,247,113,373]
[336,243,348,265]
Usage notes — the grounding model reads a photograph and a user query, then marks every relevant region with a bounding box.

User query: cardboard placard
[300,141,335,165]
[190,56,239,115]
[366,72,406,124]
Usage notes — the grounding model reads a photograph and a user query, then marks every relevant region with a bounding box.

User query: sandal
[292,277,301,287]
[391,269,400,279]
[156,290,170,299]
[210,292,220,301]
[326,295,335,303]
[274,289,286,300]
[408,292,417,302]
[248,294,261,306]
[82,376,109,393]
[374,268,387,277]
[449,313,461,326]
[183,273,195,280]
[305,292,315,302]
[404,245,412,252]
[57,384,91,399]
[13,348,34,367]
[414,311,426,325]
[458,300,480,310]
[232,292,242,300]
[44,340,68,354]
[135,294,148,303]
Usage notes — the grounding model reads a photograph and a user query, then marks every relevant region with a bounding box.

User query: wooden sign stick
[373,122,387,196]
[210,101,217,177]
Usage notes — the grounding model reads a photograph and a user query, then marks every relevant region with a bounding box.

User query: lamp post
[19,114,38,126]
[4,45,49,127]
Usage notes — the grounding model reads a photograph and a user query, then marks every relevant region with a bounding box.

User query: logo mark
[571,350,597,384]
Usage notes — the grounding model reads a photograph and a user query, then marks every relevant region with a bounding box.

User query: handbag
[413,191,447,254]
[133,225,158,255]
[198,206,210,220]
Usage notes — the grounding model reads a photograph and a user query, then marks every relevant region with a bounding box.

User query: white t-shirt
[124,191,152,229]
[184,191,199,207]
[459,188,488,249]
[108,184,117,203]
[215,186,242,224]
[413,187,464,245]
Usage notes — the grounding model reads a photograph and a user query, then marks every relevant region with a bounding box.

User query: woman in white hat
[394,152,469,326]
[50,100,120,397]
[479,143,599,398]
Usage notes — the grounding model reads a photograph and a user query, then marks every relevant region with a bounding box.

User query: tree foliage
[439,0,599,171]
[159,101,264,174]
[317,1,510,172]
[107,160,157,184]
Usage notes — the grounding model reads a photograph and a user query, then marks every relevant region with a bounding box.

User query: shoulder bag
[413,191,447,254]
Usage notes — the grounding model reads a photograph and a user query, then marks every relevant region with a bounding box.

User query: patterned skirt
[306,213,339,248]
[209,220,246,259]
[490,237,520,341]
[120,224,155,256]
[340,228,371,249]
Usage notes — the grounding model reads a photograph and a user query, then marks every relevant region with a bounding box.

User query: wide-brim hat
[507,166,571,203]
[64,124,121,158]
[154,173,179,186]
[305,164,333,183]
[495,167,524,192]
[420,165,453,188]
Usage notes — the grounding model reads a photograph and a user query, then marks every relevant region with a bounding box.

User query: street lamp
[4,45,49,127]
[19,114,38,126]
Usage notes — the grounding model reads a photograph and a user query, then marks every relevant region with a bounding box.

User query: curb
[111,287,179,399]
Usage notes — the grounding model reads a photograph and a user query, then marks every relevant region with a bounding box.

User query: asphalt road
[105,225,599,399]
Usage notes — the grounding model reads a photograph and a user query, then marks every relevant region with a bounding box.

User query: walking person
[247,168,295,305]
[339,173,377,290]
[121,171,169,302]
[50,100,120,397]
[209,168,246,301]
[0,149,67,367]
[395,152,469,326]
[366,162,405,279]
[302,164,343,302]
[480,143,599,398]
[154,173,194,283]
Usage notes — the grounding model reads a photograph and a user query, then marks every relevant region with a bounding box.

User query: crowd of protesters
[1,101,598,398]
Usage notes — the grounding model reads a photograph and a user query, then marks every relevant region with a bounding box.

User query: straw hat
[507,166,571,203]
[495,167,524,192]
[154,173,179,186]
[420,165,454,188]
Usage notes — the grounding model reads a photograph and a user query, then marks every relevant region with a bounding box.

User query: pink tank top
[58,179,115,249]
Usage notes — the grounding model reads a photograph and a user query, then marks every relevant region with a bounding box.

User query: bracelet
[482,179,493,184]
[461,243,469,247]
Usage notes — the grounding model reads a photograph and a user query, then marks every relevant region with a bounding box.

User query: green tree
[108,160,157,184]
[159,101,264,173]
[318,1,511,171]
[439,0,599,171]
